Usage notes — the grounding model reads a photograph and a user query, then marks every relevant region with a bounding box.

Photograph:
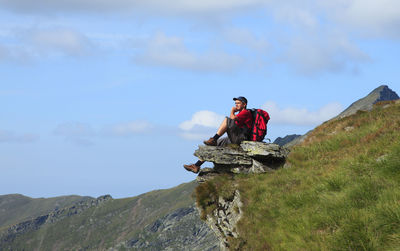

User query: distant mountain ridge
[0,194,93,230]
[273,134,301,146]
[283,85,399,148]
[0,182,218,250]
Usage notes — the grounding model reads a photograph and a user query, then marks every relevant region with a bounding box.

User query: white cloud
[0,129,39,143]
[0,42,32,63]
[24,28,93,57]
[110,121,153,136]
[179,110,224,131]
[2,0,398,39]
[54,122,95,146]
[180,131,212,141]
[262,101,343,126]
[273,4,319,30]
[0,44,9,60]
[134,32,243,72]
[0,28,94,63]
[1,0,396,74]
[321,0,400,38]
[223,27,269,53]
[53,121,155,145]
[54,122,94,137]
[179,110,224,140]
[282,34,369,75]
[0,0,267,15]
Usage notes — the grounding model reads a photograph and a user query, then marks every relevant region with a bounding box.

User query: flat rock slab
[193,141,289,178]
[194,146,252,165]
[240,141,289,160]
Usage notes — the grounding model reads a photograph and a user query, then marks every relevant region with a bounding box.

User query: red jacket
[235,109,252,129]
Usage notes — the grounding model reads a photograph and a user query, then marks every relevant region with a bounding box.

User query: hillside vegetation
[1,181,218,250]
[197,100,400,250]
[0,194,92,230]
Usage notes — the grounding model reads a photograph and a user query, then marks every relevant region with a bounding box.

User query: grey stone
[202,190,243,251]
[123,206,219,251]
[197,168,219,183]
[193,141,289,179]
[240,141,289,160]
[194,145,252,165]
[250,159,273,174]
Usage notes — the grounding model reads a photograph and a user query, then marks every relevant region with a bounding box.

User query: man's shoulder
[237,109,252,118]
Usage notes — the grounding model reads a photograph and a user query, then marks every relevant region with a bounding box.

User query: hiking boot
[183,164,200,174]
[203,137,217,146]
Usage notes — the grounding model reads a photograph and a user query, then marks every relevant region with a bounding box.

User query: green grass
[197,101,400,250]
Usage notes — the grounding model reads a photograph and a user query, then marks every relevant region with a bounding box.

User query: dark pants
[217,117,250,146]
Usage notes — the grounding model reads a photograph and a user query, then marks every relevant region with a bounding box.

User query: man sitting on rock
[184,96,253,174]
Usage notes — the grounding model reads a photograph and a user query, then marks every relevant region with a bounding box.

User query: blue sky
[1,0,399,198]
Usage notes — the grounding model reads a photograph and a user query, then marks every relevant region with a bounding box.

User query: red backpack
[248,109,270,142]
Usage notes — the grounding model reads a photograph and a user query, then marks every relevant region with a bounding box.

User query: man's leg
[217,136,231,146]
[183,160,204,173]
[204,117,228,146]
[216,117,228,136]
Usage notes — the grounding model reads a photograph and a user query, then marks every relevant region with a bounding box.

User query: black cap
[233,96,248,104]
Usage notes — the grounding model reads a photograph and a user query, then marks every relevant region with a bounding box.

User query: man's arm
[230,107,238,120]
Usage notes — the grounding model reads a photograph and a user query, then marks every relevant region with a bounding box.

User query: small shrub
[194,174,235,220]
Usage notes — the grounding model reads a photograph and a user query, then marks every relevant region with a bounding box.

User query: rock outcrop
[204,190,243,251]
[193,141,289,250]
[195,141,289,183]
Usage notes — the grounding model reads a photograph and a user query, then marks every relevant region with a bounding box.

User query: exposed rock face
[204,190,243,251]
[194,141,289,182]
[115,206,219,251]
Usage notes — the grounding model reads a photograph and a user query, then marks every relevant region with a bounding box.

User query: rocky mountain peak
[283,85,399,149]
[336,85,399,119]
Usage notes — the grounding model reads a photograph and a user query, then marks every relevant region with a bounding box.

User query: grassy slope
[199,101,400,250]
[0,194,93,229]
[2,181,197,251]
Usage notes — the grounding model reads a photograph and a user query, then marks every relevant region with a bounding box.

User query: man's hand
[230,107,238,120]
